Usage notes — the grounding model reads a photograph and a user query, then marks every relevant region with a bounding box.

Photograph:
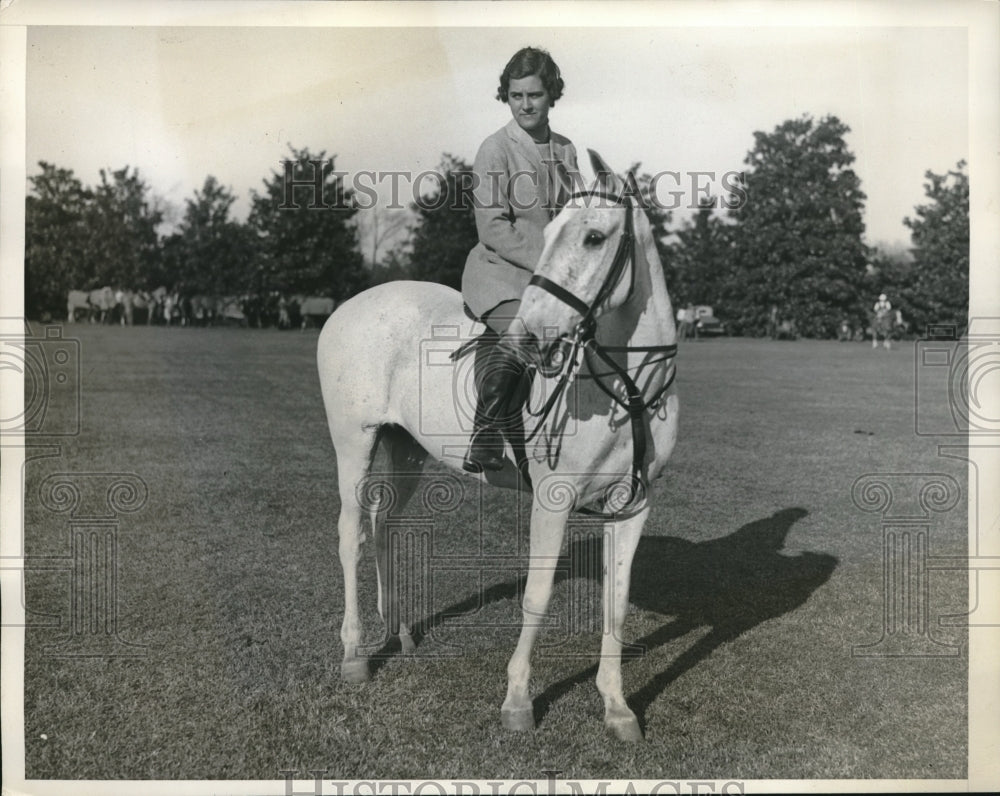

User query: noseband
[520,188,678,517]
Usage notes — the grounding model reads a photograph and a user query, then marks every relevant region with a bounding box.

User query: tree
[368,246,414,286]
[25,162,164,319]
[353,204,412,268]
[902,161,968,333]
[85,166,164,289]
[665,198,733,308]
[25,162,93,319]
[726,115,870,337]
[170,176,255,295]
[247,146,366,299]
[407,154,478,290]
[626,167,677,296]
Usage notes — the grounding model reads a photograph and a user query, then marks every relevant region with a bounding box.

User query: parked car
[693,305,726,337]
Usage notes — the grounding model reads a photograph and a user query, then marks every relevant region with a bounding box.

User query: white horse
[300,296,336,331]
[66,290,91,323]
[317,151,679,742]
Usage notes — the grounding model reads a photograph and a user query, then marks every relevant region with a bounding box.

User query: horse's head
[507,150,649,370]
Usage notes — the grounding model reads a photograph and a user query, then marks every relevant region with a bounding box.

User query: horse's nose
[498,330,539,361]
[499,330,569,378]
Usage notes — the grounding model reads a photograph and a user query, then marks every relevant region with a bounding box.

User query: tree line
[26,147,367,323]
[26,117,969,337]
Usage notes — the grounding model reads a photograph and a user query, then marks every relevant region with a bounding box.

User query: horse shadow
[536,506,837,727]
[369,507,837,729]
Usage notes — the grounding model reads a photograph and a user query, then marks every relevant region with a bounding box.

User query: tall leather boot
[462,342,528,473]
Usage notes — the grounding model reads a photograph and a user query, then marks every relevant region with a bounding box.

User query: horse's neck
[597,221,675,352]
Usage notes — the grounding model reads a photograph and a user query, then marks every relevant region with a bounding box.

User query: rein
[521,188,678,516]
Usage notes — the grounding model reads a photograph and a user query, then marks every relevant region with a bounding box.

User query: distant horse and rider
[66,287,117,324]
[870,293,897,350]
[118,289,153,325]
[767,305,798,340]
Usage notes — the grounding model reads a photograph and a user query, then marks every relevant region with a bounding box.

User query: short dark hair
[496,47,564,105]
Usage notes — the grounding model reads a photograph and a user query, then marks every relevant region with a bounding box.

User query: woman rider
[461,47,581,473]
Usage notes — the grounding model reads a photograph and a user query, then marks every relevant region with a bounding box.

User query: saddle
[451,304,531,397]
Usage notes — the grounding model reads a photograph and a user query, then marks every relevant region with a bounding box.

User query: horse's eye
[584,230,606,247]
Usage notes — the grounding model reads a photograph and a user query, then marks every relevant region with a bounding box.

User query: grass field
[20,322,968,782]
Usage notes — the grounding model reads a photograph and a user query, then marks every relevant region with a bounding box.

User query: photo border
[2,1,997,794]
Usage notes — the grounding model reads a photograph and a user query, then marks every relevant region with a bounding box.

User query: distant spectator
[768,304,779,339]
[278,295,290,330]
[676,304,691,340]
[675,303,696,340]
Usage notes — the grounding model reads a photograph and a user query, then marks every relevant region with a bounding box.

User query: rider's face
[507,75,551,141]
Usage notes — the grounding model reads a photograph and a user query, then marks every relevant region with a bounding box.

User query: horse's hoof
[606,714,643,743]
[501,705,535,732]
[399,633,416,655]
[341,658,370,684]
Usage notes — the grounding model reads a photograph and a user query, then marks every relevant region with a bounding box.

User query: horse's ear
[624,170,646,209]
[588,149,622,193]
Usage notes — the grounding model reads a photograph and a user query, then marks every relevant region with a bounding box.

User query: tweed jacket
[461,118,581,320]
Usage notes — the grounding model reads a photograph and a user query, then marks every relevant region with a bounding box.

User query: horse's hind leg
[371,426,427,655]
[596,506,650,742]
[334,427,381,684]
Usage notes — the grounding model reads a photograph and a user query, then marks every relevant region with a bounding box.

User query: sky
[20,8,971,249]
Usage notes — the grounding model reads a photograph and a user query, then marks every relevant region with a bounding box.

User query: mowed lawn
[22,322,967,781]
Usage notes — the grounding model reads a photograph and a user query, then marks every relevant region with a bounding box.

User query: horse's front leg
[501,500,570,732]
[596,505,650,742]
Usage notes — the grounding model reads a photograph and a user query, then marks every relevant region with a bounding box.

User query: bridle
[520,188,678,516]
[527,190,637,337]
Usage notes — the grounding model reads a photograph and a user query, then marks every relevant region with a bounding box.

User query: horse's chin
[534,337,573,379]
[499,329,573,378]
